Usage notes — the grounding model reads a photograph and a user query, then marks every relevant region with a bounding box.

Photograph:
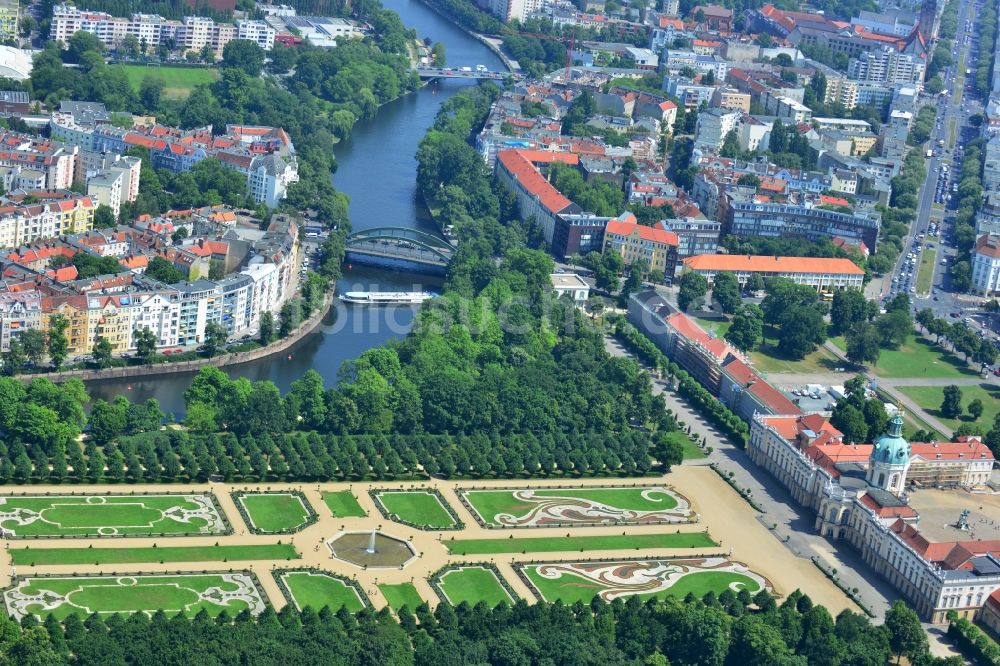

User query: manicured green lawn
[693,316,731,339]
[10,543,297,566]
[322,491,366,518]
[463,486,683,527]
[281,572,365,612]
[831,334,977,379]
[109,64,219,98]
[9,573,264,619]
[379,583,423,611]
[0,494,225,537]
[524,567,760,604]
[661,430,707,460]
[749,333,839,374]
[376,491,456,528]
[239,493,311,533]
[916,247,937,295]
[438,567,514,606]
[897,384,1000,431]
[445,532,716,555]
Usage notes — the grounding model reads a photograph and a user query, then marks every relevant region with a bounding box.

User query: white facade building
[236,20,276,50]
[972,234,1000,295]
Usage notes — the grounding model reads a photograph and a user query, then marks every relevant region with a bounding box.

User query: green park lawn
[697,319,838,374]
[280,572,366,612]
[321,491,366,518]
[524,566,761,604]
[661,430,707,460]
[238,493,312,533]
[831,334,977,379]
[10,573,263,619]
[438,567,514,606]
[916,247,937,295]
[445,532,716,555]
[376,491,456,529]
[0,494,224,537]
[379,583,423,611]
[749,333,840,374]
[110,64,219,98]
[9,543,298,566]
[897,384,1000,431]
[693,316,731,339]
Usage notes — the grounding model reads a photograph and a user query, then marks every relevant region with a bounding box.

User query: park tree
[862,400,890,443]
[777,304,826,360]
[832,402,868,444]
[47,314,69,369]
[677,272,709,311]
[712,271,742,314]
[761,278,822,328]
[92,204,116,229]
[92,336,113,369]
[875,309,912,349]
[20,329,46,367]
[885,600,928,663]
[830,290,872,335]
[845,322,881,366]
[259,311,276,345]
[88,397,128,444]
[2,337,25,375]
[139,75,165,112]
[203,322,228,357]
[134,327,157,363]
[941,385,963,419]
[222,40,265,77]
[146,256,186,284]
[968,398,984,421]
[726,304,764,351]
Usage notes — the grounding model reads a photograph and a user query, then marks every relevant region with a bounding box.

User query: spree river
[86,1,504,415]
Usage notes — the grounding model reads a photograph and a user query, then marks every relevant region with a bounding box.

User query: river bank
[409,0,518,72]
[85,0,502,414]
[24,295,334,386]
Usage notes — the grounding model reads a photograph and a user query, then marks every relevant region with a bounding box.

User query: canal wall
[18,295,335,386]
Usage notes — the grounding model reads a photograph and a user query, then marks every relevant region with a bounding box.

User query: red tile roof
[497,150,578,215]
[683,254,864,276]
[605,218,678,246]
[722,357,802,414]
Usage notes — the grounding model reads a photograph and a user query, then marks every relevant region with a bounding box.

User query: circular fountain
[327,530,418,568]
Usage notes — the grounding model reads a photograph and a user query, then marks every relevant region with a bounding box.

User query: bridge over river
[344,227,456,274]
[415,67,515,80]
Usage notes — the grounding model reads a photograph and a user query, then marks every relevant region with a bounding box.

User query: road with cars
[885,0,1000,360]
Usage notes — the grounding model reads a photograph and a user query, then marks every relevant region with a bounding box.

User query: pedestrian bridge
[345,227,456,273]
[415,67,511,80]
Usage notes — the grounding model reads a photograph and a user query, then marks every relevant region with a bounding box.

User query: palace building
[750,412,998,622]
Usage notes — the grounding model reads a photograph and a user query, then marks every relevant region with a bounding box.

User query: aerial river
[86,0,504,415]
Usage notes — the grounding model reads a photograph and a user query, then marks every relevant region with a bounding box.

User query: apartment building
[236,19,276,50]
[682,254,865,291]
[848,47,926,84]
[726,199,881,250]
[0,0,18,40]
[86,156,140,218]
[0,192,96,248]
[972,234,1000,296]
[694,107,741,150]
[602,214,679,276]
[0,132,77,190]
[656,218,721,258]
[51,4,273,54]
[61,122,297,208]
